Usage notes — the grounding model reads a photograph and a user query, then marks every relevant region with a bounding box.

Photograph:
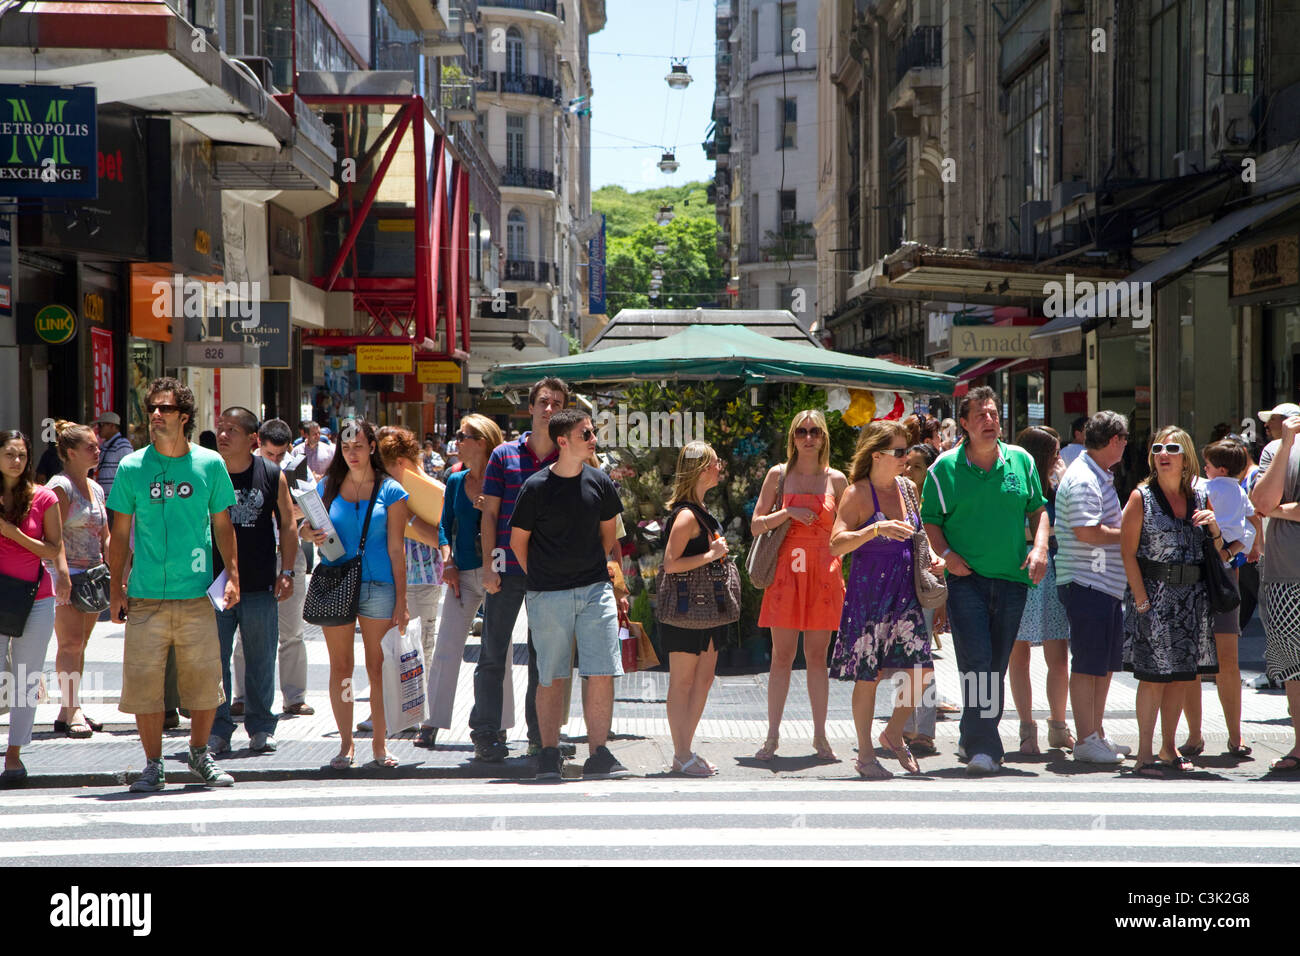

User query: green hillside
[593,182,714,239]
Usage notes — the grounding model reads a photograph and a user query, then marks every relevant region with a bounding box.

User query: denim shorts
[525,581,621,686]
[358,580,397,620]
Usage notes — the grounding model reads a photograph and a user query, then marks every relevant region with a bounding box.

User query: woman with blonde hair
[659,440,734,775]
[1120,425,1221,777]
[830,421,941,778]
[47,421,110,737]
[751,409,848,761]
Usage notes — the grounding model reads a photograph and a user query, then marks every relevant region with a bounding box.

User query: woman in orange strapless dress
[751,410,848,763]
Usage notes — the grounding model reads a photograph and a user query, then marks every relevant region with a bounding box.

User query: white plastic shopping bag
[381,626,429,734]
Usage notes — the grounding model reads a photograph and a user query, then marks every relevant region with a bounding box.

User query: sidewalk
[3,598,1295,788]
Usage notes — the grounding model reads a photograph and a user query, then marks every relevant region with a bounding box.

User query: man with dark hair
[208,408,298,755]
[511,408,627,780]
[106,377,240,791]
[473,377,569,761]
[1060,416,1090,468]
[922,385,1050,775]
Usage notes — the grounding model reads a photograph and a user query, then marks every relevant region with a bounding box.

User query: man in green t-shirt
[107,377,240,793]
[921,386,1050,776]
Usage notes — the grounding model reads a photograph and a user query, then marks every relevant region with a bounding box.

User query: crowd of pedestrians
[1,374,1298,789]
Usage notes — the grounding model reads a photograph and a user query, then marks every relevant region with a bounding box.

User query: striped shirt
[1054,450,1126,598]
[482,431,557,576]
[95,432,134,505]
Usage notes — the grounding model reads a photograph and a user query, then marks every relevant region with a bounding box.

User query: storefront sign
[221,301,290,369]
[417,360,462,384]
[588,213,606,315]
[0,84,98,199]
[950,325,1033,358]
[183,341,258,367]
[91,327,113,421]
[18,303,77,345]
[356,344,414,374]
[84,292,105,325]
[1230,235,1300,301]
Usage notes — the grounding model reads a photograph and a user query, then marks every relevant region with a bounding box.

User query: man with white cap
[94,411,134,507]
[1259,403,1300,475]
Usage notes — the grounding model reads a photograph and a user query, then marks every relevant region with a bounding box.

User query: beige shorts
[120,596,225,714]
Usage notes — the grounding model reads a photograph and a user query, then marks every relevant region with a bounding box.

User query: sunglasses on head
[147,403,180,416]
[795,426,823,439]
[1151,442,1183,455]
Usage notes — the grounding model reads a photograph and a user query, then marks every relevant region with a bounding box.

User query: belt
[1139,559,1202,585]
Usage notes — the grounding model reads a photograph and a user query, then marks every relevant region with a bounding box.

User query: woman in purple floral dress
[830,420,942,779]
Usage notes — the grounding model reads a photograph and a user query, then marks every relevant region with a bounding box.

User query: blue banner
[588,213,606,314]
[0,84,98,199]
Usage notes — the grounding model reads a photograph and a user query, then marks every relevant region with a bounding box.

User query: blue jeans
[213,589,280,740]
[945,572,1028,762]
[470,573,539,743]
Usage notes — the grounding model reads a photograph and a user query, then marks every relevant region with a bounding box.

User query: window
[751,101,760,155]
[778,98,796,149]
[506,26,525,77]
[507,209,526,260]
[749,192,760,254]
[506,114,526,170]
[779,189,797,228]
[1004,58,1049,235]
[750,8,759,61]
[476,111,486,140]
[778,2,796,55]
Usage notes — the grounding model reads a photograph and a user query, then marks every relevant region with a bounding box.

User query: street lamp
[665,60,692,90]
[653,240,668,256]
[656,204,674,225]
[657,151,679,173]
[651,265,664,280]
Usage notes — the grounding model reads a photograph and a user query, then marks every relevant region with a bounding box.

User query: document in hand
[207,569,229,611]
[291,479,346,561]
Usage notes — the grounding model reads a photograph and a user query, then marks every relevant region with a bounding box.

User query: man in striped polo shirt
[471,377,566,762]
[1055,410,1130,764]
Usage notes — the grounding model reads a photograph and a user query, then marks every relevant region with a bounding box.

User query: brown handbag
[656,503,742,629]
[745,464,787,588]
[900,479,947,609]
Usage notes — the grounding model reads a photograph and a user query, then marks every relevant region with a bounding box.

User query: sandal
[1161,754,1193,772]
[811,736,839,762]
[83,715,104,733]
[903,734,938,757]
[1019,720,1040,755]
[329,753,354,771]
[1226,741,1253,758]
[415,726,438,749]
[879,731,919,774]
[694,752,718,773]
[854,758,893,781]
[1047,720,1075,751]
[1177,739,1205,758]
[754,736,779,761]
[672,754,713,777]
[1269,753,1300,772]
[1130,761,1165,779]
[64,721,93,739]
[367,754,399,769]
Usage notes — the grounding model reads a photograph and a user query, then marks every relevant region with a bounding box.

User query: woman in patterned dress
[830,421,944,779]
[1120,426,1221,777]
[751,410,848,762]
[1008,426,1074,754]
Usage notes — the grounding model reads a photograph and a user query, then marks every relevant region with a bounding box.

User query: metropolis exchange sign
[0,84,97,199]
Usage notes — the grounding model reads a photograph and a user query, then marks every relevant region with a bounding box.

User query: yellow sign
[194,229,211,254]
[417,361,462,384]
[83,292,105,324]
[356,344,414,374]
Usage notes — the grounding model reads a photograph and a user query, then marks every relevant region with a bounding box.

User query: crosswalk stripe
[200,859,1273,868]
[1,797,1296,831]
[2,827,1299,858]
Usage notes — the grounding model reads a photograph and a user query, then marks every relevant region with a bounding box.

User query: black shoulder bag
[303,479,381,626]
[0,561,44,637]
[1152,483,1240,614]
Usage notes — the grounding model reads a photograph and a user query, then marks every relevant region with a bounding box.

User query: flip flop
[1226,742,1253,758]
[1269,754,1300,772]
[1130,761,1165,779]
[879,731,919,774]
[671,754,713,777]
[329,754,354,771]
[1161,755,1193,772]
[366,754,399,769]
[1177,740,1205,757]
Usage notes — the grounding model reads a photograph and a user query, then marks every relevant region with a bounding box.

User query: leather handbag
[900,480,947,609]
[1151,483,1240,614]
[69,563,111,614]
[656,503,742,629]
[304,480,380,626]
[745,464,787,589]
[0,562,44,637]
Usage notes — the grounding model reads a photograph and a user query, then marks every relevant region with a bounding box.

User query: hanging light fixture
[664,59,692,90]
[649,277,663,290]
[656,204,674,225]
[653,240,668,256]
[651,265,664,280]
[657,151,679,173]
[648,289,660,300]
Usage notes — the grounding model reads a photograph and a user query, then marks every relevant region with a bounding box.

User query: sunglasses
[879,447,908,458]
[578,428,595,441]
[1151,443,1183,455]
[147,403,181,416]
[454,432,480,443]
[795,426,823,439]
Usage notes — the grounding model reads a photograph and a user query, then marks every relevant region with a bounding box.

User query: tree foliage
[592,182,713,238]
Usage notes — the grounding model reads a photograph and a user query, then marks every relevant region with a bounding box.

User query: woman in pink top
[0,430,69,787]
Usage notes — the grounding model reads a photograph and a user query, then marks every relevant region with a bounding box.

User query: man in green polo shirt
[922,386,1050,775]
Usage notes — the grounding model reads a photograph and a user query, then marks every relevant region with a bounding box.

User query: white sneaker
[1074,732,1124,764]
[966,754,1000,775]
[1101,736,1132,757]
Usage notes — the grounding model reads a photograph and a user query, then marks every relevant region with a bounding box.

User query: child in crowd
[1202,440,1256,564]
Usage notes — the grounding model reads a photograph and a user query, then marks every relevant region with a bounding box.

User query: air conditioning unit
[1208,93,1253,160]
[781,208,796,225]
[1172,150,1204,177]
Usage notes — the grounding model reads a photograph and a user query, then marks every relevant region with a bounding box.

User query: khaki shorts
[120,596,225,714]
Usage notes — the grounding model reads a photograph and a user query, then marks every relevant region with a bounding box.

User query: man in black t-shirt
[511,409,628,781]
[209,407,298,755]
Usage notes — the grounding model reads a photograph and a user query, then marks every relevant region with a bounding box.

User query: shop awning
[482,323,956,395]
[1031,191,1300,345]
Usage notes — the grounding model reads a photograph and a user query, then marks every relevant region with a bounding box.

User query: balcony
[480,0,557,14]
[477,70,560,103]
[504,258,556,283]
[501,166,555,191]
[890,26,943,136]
[441,82,477,120]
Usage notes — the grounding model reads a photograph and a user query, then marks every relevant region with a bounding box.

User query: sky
[588,0,717,191]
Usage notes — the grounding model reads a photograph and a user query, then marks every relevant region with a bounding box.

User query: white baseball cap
[1259,403,1300,422]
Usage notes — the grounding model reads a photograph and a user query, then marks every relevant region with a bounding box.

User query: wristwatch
[280,570,295,578]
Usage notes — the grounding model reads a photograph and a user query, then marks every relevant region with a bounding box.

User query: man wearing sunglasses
[106,377,240,792]
[510,408,628,781]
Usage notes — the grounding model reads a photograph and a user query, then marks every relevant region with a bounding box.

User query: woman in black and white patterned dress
[1121,426,1221,777]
